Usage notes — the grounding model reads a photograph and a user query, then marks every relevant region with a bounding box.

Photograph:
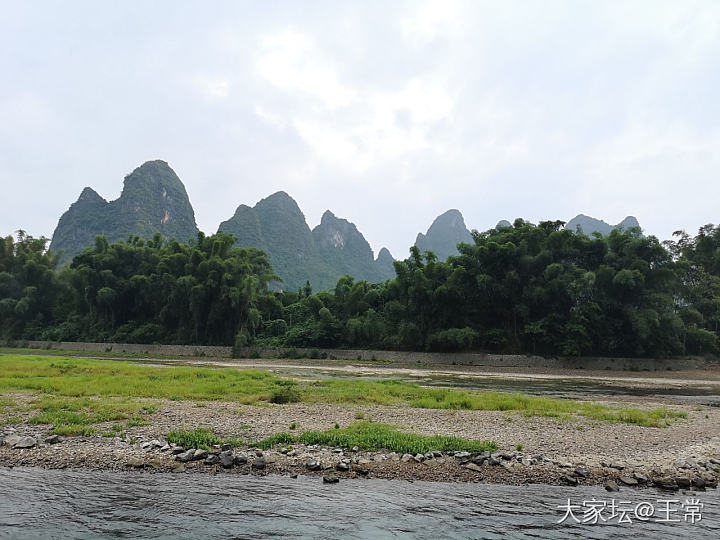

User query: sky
[1,0,719,259]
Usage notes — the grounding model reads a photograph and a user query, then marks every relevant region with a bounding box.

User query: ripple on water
[0,467,718,539]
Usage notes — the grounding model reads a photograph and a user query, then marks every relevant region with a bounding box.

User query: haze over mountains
[49,160,643,291]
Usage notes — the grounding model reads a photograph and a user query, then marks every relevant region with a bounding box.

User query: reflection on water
[0,467,717,539]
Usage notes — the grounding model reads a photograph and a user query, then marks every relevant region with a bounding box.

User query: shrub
[269,383,301,404]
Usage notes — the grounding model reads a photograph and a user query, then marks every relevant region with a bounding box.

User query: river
[0,467,717,539]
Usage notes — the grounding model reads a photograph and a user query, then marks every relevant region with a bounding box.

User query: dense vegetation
[2,219,720,357]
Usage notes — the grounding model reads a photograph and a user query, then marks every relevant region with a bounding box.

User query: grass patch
[0,355,687,428]
[166,428,221,450]
[257,421,497,455]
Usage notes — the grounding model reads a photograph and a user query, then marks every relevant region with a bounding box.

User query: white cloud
[256,31,356,109]
[401,0,461,43]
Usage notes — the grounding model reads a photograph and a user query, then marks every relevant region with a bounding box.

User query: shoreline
[3,396,720,491]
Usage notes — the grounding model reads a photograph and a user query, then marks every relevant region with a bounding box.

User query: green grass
[166,428,221,450]
[0,354,687,428]
[257,421,497,454]
[23,395,156,435]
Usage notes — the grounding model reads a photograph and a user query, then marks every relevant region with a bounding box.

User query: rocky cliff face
[415,209,474,261]
[219,195,394,291]
[565,214,642,236]
[50,161,199,263]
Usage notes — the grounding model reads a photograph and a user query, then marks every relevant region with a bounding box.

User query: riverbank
[1,354,720,490]
[2,393,719,490]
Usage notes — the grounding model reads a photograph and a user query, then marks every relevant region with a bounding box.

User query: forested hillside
[2,220,719,358]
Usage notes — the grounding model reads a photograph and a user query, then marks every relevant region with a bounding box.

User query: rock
[233,454,248,466]
[193,449,208,461]
[171,464,185,473]
[204,454,220,466]
[125,458,145,468]
[619,476,638,486]
[12,436,37,449]
[221,443,232,452]
[401,453,413,463]
[336,462,350,472]
[562,475,578,486]
[413,454,424,463]
[432,451,443,458]
[705,478,717,489]
[176,450,195,463]
[573,467,590,478]
[323,474,339,484]
[693,478,706,489]
[465,463,483,473]
[44,435,61,445]
[709,458,720,466]
[252,458,266,470]
[149,439,164,449]
[424,452,434,460]
[605,481,620,492]
[220,451,234,468]
[655,478,679,491]
[159,445,172,453]
[675,477,691,489]
[633,472,648,484]
[306,461,322,471]
[454,452,471,459]
[488,456,502,466]
[171,446,185,455]
[351,446,359,452]
[255,450,263,457]
[141,442,152,451]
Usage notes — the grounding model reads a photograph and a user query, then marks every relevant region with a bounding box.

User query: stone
[44,435,61,445]
[204,454,220,466]
[234,454,248,466]
[573,467,590,478]
[149,439,164,449]
[655,478,679,491]
[171,446,185,455]
[193,449,208,461]
[704,478,717,488]
[176,449,195,463]
[488,456,502,466]
[413,454,424,462]
[619,476,638,486]
[424,452,434,460]
[159,445,172,453]
[220,451,234,468]
[221,443,232,452]
[709,458,720,465]
[351,446,359,452]
[323,474,339,484]
[675,477,691,489]
[633,472,648,483]
[401,453,413,462]
[125,458,145,468]
[171,464,185,473]
[306,460,322,471]
[465,463,483,473]
[454,452,471,459]
[252,457,266,470]
[692,478,706,489]
[336,462,350,472]
[604,481,620,492]
[562,475,578,486]
[12,436,37,449]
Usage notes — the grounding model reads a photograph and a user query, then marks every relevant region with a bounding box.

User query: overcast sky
[1,0,718,258]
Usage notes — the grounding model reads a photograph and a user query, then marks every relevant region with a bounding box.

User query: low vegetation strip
[0,355,687,428]
[257,421,497,455]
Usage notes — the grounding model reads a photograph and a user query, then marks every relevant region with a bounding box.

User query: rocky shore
[2,395,720,492]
